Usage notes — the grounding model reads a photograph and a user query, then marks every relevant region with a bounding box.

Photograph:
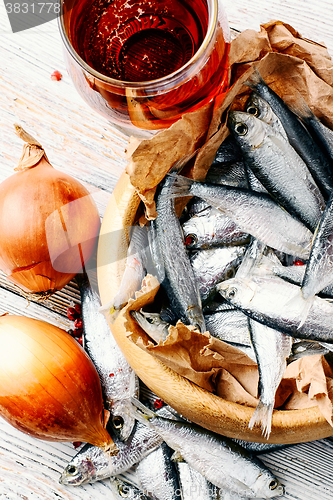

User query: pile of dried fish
[121,68,333,441]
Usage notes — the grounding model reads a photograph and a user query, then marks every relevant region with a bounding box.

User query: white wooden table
[1,1,333,498]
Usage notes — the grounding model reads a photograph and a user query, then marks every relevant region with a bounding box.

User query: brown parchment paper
[119,21,333,426]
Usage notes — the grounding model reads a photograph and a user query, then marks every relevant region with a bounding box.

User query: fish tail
[284,288,314,330]
[248,400,273,440]
[297,294,315,329]
[287,92,313,121]
[243,66,266,91]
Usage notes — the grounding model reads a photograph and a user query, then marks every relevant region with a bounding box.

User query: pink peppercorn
[51,70,62,81]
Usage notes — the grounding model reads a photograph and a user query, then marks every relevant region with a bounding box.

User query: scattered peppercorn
[51,70,62,81]
[72,441,82,449]
[66,306,79,321]
[72,328,82,338]
[77,336,83,346]
[293,260,305,266]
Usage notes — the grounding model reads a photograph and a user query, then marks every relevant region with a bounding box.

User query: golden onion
[0,314,117,454]
[0,125,101,296]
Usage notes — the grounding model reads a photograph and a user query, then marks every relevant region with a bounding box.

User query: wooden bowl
[97,171,333,444]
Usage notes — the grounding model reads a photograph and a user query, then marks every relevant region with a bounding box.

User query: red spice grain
[74,318,83,330]
[51,70,62,81]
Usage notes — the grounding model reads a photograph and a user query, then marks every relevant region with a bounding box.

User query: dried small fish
[107,225,152,322]
[245,92,288,141]
[59,420,163,486]
[248,318,292,438]
[204,309,256,361]
[149,173,205,332]
[176,460,220,500]
[218,274,333,343]
[131,309,170,344]
[244,68,333,198]
[289,94,333,163]
[78,273,139,441]
[301,191,333,300]
[228,110,325,232]
[109,477,150,500]
[165,173,313,259]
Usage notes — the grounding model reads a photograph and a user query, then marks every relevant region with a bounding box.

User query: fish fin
[159,173,194,200]
[129,397,157,423]
[171,450,185,462]
[285,289,314,330]
[286,92,314,122]
[243,66,266,91]
[169,149,199,175]
[248,400,273,440]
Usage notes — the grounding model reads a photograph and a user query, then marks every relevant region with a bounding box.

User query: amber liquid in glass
[68,0,229,129]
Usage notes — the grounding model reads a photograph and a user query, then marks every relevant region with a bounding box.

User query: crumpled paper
[120,21,333,427]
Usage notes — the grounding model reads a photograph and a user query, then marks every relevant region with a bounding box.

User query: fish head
[251,472,285,498]
[227,111,267,151]
[182,217,203,249]
[217,277,257,307]
[59,455,96,485]
[131,309,170,343]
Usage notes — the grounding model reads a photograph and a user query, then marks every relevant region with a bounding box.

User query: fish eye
[226,287,237,300]
[269,479,278,490]
[146,316,154,324]
[113,415,124,430]
[67,465,78,476]
[246,104,259,116]
[184,233,198,248]
[118,484,130,497]
[234,122,248,136]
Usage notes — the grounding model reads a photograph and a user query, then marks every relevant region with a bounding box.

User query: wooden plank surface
[1,0,333,498]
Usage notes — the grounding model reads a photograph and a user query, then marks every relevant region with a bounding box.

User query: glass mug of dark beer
[59,0,230,135]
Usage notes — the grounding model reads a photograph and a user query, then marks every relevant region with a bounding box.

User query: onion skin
[0,315,118,454]
[0,128,101,295]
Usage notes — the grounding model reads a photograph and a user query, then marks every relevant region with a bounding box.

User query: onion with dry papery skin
[0,125,101,297]
[0,314,117,454]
